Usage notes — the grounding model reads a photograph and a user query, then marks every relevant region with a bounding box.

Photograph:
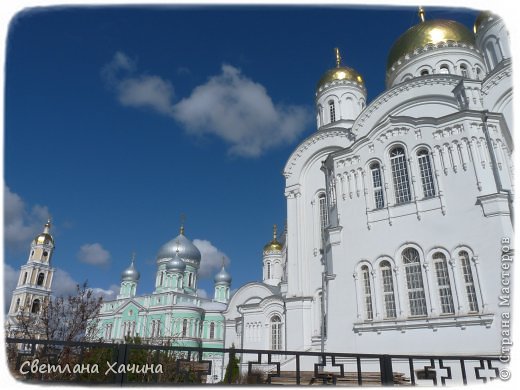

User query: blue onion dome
[121,258,140,282]
[214,265,232,284]
[166,251,186,272]
[156,225,201,265]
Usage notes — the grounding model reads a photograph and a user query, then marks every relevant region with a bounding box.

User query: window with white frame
[390,147,412,204]
[361,265,374,320]
[417,149,436,198]
[209,322,215,339]
[318,193,329,231]
[270,316,282,350]
[380,261,396,319]
[459,251,479,312]
[182,319,188,337]
[370,162,385,209]
[329,101,336,123]
[267,262,271,279]
[402,248,427,316]
[432,252,455,314]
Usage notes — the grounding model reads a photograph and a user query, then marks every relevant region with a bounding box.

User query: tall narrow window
[361,265,374,320]
[37,273,45,286]
[380,261,396,319]
[15,298,20,312]
[460,64,468,78]
[433,252,455,314]
[188,273,193,287]
[182,319,188,337]
[417,149,436,198]
[476,67,482,80]
[370,162,385,209]
[159,272,164,286]
[390,147,411,204]
[402,248,427,316]
[31,299,40,314]
[23,272,27,285]
[267,262,271,279]
[209,322,215,339]
[459,251,479,312]
[270,316,282,350]
[329,101,336,123]
[318,193,329,231]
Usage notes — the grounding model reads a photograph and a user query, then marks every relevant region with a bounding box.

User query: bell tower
[6,220,56,336]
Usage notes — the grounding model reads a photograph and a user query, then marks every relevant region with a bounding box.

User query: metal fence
[5,337,503,386]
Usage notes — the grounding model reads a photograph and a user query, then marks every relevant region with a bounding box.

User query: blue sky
[4,5,481,305]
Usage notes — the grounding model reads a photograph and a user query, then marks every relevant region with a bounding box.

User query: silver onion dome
[121,259,140,282]
[214,265,232,284]
[166,251,186,272]
[156,226,201,264]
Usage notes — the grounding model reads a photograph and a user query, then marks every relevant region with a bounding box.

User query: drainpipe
[481,110,514,225]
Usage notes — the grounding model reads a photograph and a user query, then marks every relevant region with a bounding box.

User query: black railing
[5,337,503,386]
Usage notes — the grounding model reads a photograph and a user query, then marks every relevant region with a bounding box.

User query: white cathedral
[7,8,513,379]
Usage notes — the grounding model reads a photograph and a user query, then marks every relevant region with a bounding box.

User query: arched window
[370,162,384,209]
[485,41,498,69]
[182,319,188,337]
[209,322,215,339]
[476,67,482,80]
[420,69,429,76]
[267,262,271,279]
[459,251,479,312]
[461,65,469,77]
[417,149,436,198]
[188,273,193,287]
[23,272,27,285]
[361,265,373,320]
[439,64,450,74]
[15,298,20,312]
[390,147,411,204]
[380,261,396,319]
[159,272,164,286]
[31,299,41,314]
[329,101,336,123]
[37,273,45,286]
[432,252,455,314]
[402,248,427,316]
[318,193,329,231]
[270,316,282,350]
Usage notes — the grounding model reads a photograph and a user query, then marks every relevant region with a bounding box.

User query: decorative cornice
[387,41,481,80]
[353,76,461,133]
[283,129,350,179]
[316,79,366,96]
[481,59,512,95]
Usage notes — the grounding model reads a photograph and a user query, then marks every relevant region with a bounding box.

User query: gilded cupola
[387,7,475,71]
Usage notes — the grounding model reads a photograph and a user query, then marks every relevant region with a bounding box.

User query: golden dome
[317,47,364,90]
[474,11,494,34]
[263,224,283,253]
[34,220,54,245]
[387,19,475,70]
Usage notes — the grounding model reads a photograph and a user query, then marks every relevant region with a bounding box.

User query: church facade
[223,8,513,364]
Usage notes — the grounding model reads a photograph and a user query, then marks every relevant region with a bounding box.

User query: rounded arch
[417,64,434,76]
[374,255,396,269]
[395,242,426,266]
[434,58,455,73]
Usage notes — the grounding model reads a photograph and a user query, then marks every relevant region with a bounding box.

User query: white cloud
[196,288,209,299]
[77,243,111,266]
[174,64,310,157]
[102,53,311,157]
[4,264,18,312]
[4,185,51,253]
[192,239,230,279]
[91,284,120,300]
[52,268,81,297]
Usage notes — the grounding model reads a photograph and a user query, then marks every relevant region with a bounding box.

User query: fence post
[379,354,394,386]
[115,343,128,386]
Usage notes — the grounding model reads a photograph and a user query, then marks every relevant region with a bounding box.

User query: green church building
[93,225,232,382]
